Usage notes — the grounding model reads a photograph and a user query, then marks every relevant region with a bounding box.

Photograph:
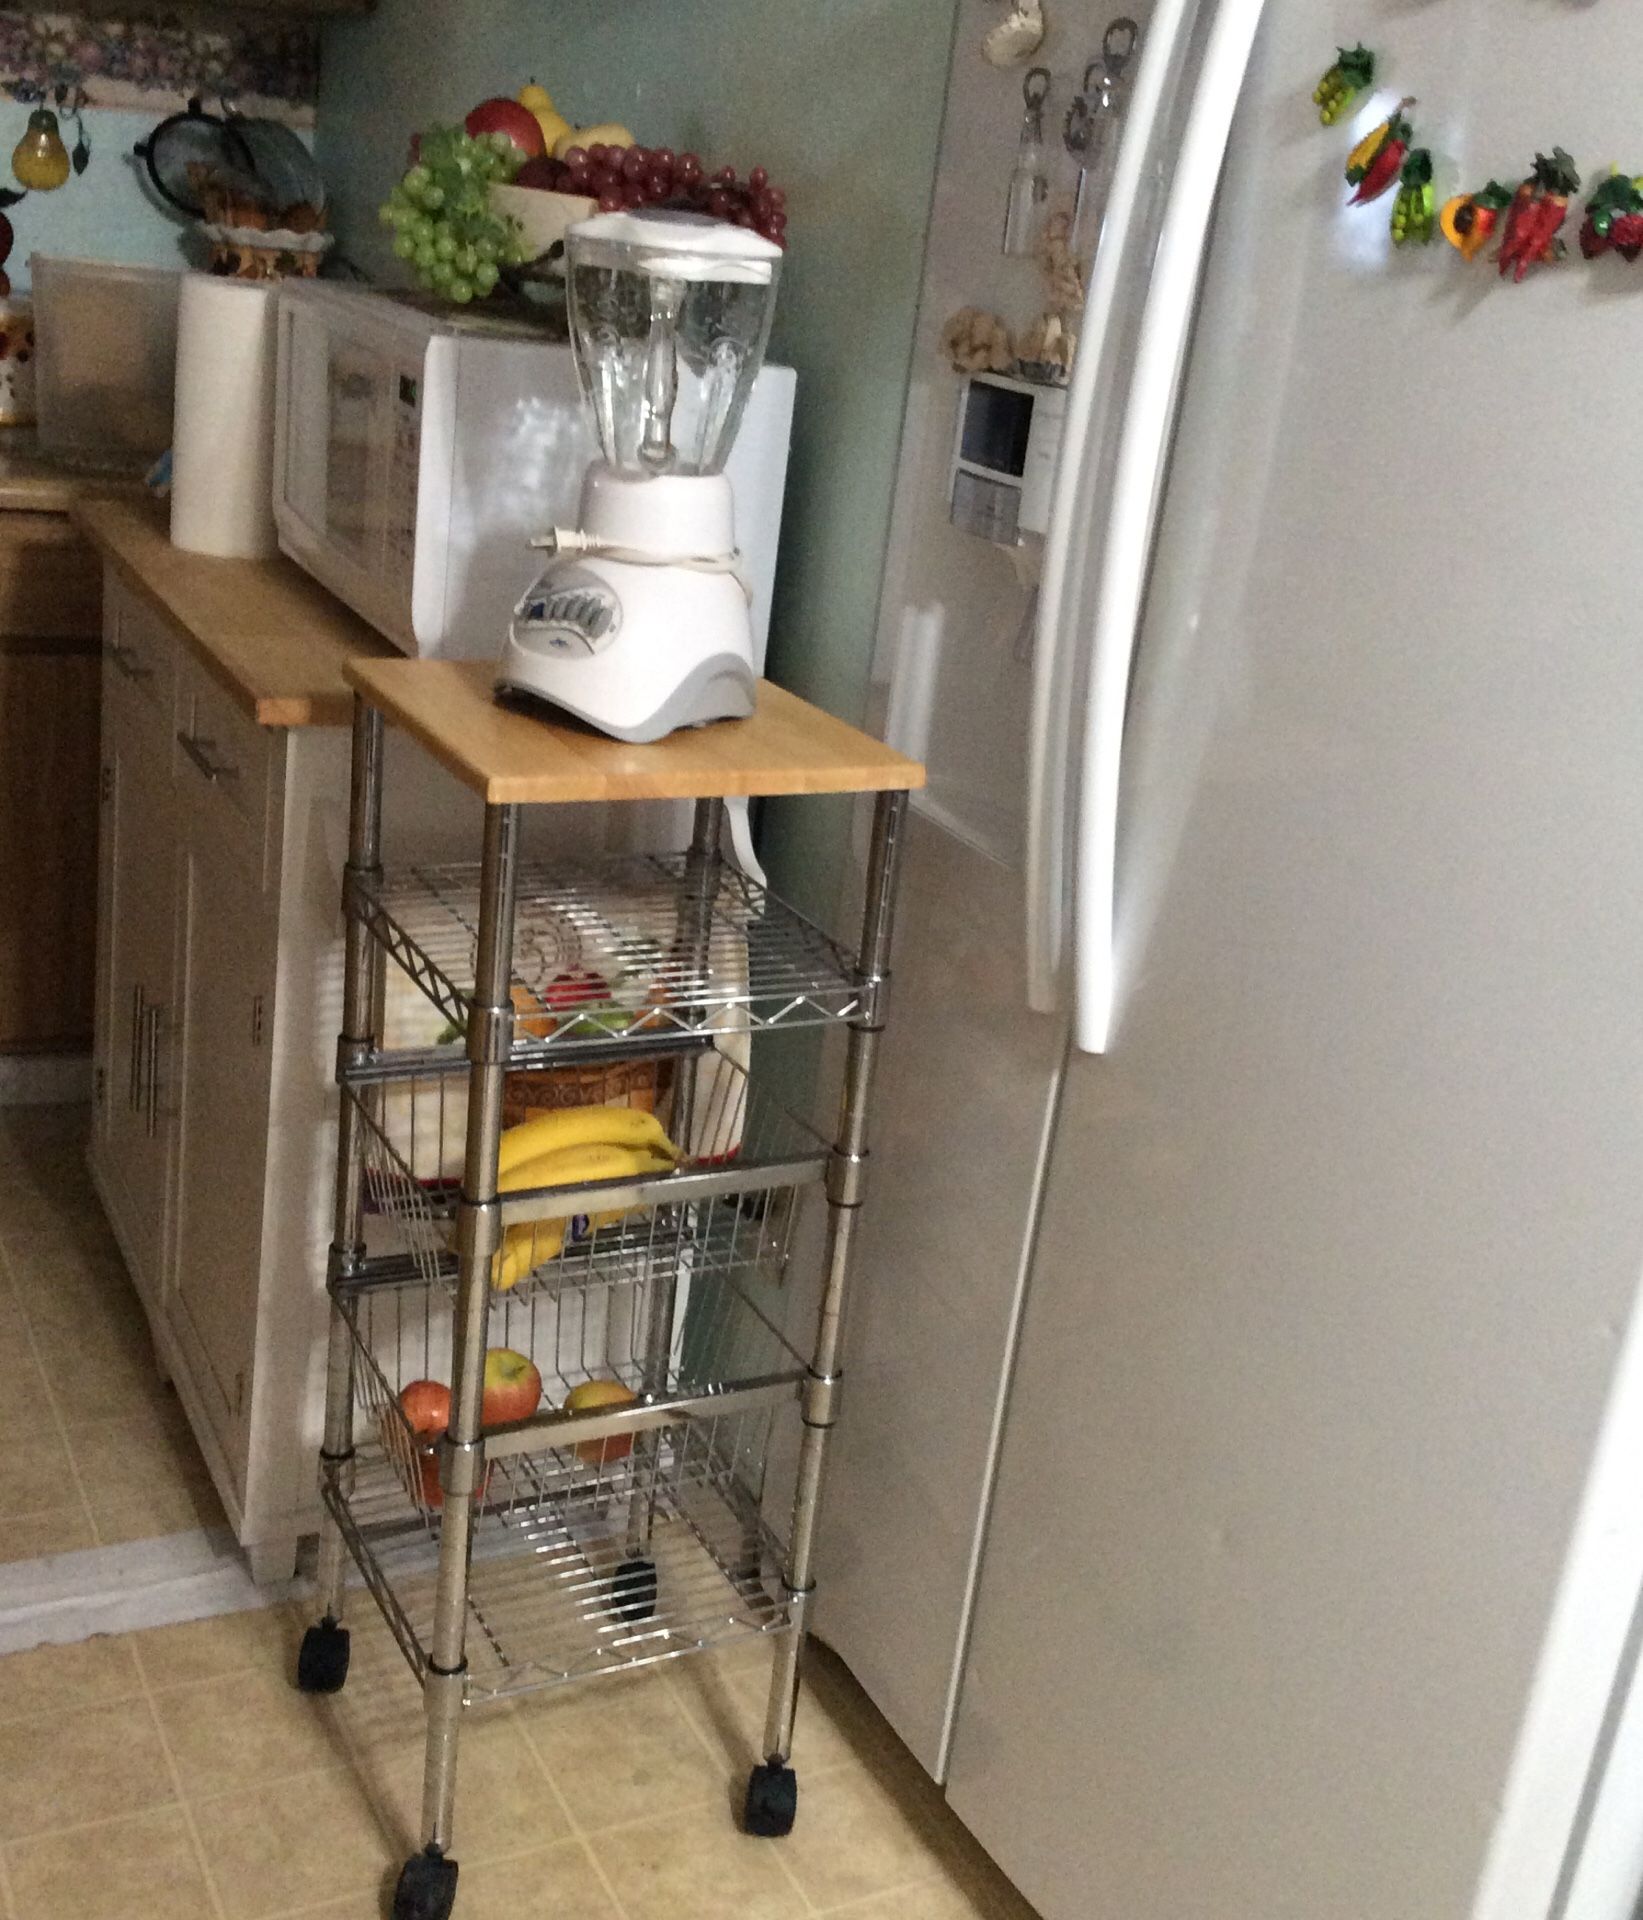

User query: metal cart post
[297,663,920,1920]
[751,789,907,1832]
[297,699,385,1696]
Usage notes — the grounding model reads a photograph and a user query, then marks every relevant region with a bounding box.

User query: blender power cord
[531,528,754,602]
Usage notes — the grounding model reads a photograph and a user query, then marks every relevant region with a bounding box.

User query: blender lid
[569,209,780,283]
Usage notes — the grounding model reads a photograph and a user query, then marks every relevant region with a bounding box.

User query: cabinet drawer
[103,583,177,727]
[174,654,275,873]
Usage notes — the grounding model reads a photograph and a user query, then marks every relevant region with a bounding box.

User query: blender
[497,209,783,743]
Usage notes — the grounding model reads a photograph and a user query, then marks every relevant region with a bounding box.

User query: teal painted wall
[316,0,956,906]
[3,105,195,289]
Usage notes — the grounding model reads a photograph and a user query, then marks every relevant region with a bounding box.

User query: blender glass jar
[566,210,781,477]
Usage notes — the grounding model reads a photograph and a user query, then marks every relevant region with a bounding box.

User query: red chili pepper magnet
[1497,148,1582,280]
[1346,98,1416,206]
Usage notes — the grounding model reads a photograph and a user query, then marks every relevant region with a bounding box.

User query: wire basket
[344,1049,826,1296]
[348,851,869,1063]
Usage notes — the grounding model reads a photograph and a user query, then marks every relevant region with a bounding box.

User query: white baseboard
[0,1052,91,1106]
[0,1527,299,1656]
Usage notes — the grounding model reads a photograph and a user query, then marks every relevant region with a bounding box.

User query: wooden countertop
[73,494,396,728]
[0,430,139,514]
[348,658,926,806]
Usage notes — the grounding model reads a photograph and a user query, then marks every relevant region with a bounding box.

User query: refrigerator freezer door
[813,807,1065,1774]
[950,4,1643,1917]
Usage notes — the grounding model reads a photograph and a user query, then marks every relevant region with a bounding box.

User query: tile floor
[0,1109,1042,1920]
[0,1108,225,1560]
[0,1600,1039,1920]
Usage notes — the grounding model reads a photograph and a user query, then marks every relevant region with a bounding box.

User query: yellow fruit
[493,1218,564,1292]
[553,122,635,160]
[532,109,574,153]
[497,1105,678,1179]
[499,1140,670,1195]
[565,1378,640,1466]
[12,109,69,192]
[518,82,556,114]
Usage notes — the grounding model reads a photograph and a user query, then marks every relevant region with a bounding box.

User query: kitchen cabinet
[0,511,101,1053]
[90,570,352,1580]
[86,537,481,1583]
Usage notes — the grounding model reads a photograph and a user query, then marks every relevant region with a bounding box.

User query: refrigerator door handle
[1024,0,1199,1015]
[1072,0,1268,1055]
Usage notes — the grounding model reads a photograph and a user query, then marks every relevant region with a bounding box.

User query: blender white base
[498,550,758,744]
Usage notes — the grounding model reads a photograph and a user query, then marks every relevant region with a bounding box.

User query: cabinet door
[95,714,178,1303]
[0,645,99,1050]
[167,817,275,1492]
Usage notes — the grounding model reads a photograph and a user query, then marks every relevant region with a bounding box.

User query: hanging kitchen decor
[1063,17,1139,260]
[2,85,89,205]
[1438,182,1512,260]
[1346,98,1416,204]
[1578,171,1643,260]
[1002,65,1051,256]
[1495,149,1581,280]
[983,0,1046,67]
[1390,148,1435,245]
[1313,45,1376,126]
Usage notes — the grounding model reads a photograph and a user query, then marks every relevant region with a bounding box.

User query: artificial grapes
[378,124,526,303]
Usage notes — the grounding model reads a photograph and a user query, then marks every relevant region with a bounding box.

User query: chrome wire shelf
[346,852,868,1061]
[345,1051,825,1294]
[337,1247,808,1484]
[325,1415,793,1703]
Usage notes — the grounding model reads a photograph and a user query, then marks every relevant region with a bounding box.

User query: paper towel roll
[170,274,279,559]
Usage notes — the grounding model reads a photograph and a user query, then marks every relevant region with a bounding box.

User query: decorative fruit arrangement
[1345,98,1415,206]
[379,124,532,303]
[1312,44,1376,127]
[1389,149,1435,247]
[1439,182,1512,261]
[515,141,788,246]
[1579,171,1643,261]
[1496,149,1581,282]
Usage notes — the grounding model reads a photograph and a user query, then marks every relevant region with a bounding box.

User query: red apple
[482,1347,544,1426]
[544,968,609,1012]
[464,97,547,158]
[397,1378,450,1509]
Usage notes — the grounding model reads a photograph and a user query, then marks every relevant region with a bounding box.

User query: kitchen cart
[296,658,922,1920]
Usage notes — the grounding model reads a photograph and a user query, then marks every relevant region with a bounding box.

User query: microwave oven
[272,281,796,662]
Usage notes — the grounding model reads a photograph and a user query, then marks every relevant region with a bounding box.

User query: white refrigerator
[816,4,1643,1918]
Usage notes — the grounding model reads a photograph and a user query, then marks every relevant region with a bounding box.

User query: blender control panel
[510,567,622,657]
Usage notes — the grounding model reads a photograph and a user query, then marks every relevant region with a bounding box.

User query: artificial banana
[497,1105,679,1179]
[491,1140,676,1291]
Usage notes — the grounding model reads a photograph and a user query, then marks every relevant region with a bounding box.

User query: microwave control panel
[388,366,422,571]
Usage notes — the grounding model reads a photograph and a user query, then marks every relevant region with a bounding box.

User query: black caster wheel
[392,1847,457,1920]
[610,1557,657,1622]
[744,1760,798,1837]
[295,1618,350,1694]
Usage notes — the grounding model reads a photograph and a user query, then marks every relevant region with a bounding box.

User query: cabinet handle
[109,642,153,684]
[144,1003,162,1139]
[177,730,240,785]
[128,982,144,1111]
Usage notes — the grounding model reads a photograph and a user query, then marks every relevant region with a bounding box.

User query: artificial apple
[482,1346,544,1426]
[397,1378,450,1508]
[464,97,547,159]
[565,1377,640,1466]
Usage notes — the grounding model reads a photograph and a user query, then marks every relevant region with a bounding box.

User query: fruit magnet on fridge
[1314,44,1376,126]
[1390,148,1435,245]
[1347,99,1415,204]
[1579,170,1643,260]
[1496,148,1581,280]
[1439,182,1512,260]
